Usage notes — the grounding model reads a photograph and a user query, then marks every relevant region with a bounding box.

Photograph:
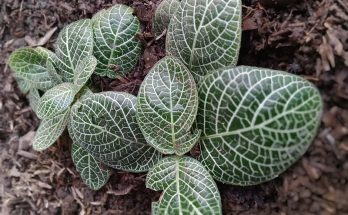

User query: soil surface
[1,0,348,214]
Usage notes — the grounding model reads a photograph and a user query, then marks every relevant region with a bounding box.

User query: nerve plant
[70,0,322,214]
[8,5,143,189]
[9,0,322,214]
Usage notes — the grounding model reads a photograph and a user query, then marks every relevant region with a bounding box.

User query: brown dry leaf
[25,27,57,47]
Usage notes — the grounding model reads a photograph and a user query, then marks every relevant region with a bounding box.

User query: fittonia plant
[8,0,322,214]
[8,5,143,190]
[140,0,320,213]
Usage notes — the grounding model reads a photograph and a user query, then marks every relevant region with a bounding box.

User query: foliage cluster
[8,1,322,214]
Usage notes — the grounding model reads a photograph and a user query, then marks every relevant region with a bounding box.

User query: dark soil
[1,0,347,214]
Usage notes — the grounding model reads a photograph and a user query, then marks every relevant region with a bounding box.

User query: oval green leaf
[166,0,242,82]
[69,92,162,172]
[196,66,323,185]
[72,143,110,190]
[36,47,63,85]
[33,109,70,151]
[146,156,221,215]
[37,83,77,119]
[137,57,199,155]
[73,55,97,88]
[153,0,180,36]
[46,60,63,85]
[35,47,60,67]
[8,47,55,90]
[55,19,93,82]
[92,5,141,78]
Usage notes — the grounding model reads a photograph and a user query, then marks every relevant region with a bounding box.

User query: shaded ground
[0,0,347,214]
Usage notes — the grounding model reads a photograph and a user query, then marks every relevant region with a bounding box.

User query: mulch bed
[0,0,347,214]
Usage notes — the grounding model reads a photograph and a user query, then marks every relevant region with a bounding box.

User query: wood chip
[17,150,38,160]
[8,167,21,177]
[36,181,52,189]
[33,169,51,175]
[90,201,103,206]
[18,131,35,151]
[302,158,321,180]
[36,27,57,46]
[74,188,84,200]
[107,185,134,196]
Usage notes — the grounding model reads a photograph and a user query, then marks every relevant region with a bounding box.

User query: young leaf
[35,47,59,65]
[92,5,141,78]
[73,55,97,88]
[196,66,323,185]
[46,60,63,85]
[32,109,70,151]
[37,83,77,119]
[28,88,41,114]
[55,19,93,82]
[72,143,110,190]
[36,47,63,85]
[69,92,162,172]
[166,0,242,82]
[153,0,180,36]
[8,47,55,90]
[137,57,200,155]
[146,156,222,215]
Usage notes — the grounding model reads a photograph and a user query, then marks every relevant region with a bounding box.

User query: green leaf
[92,5,141,78]
[146,156,221,215]
[196,66,323,185]
[72,143,110,190]
[35,47,59,65]
[73,55,97,88]
[36,47,63,85]
[46,60,63,85]
[15,77,30,94]
[153,0,180,36]
[8,47,55,90]
[137,57,200,155]
[69,91,162,172]
[166,0,242,82]
[37,83,77,119]
[32,109,70,151]
[55,19,93,82]
[78,87,93,100]
[28,88,41,114]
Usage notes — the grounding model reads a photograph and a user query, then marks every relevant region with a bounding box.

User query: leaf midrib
[169,66,176,151]
[175,158,182,214]
[201,106,318,140]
